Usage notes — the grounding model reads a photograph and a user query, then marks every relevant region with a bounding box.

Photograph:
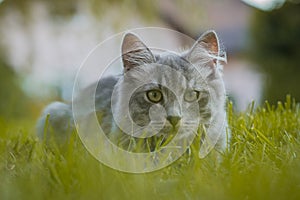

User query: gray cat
[37,31,230,156]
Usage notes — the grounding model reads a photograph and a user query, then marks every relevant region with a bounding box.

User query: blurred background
[0,0,299,121]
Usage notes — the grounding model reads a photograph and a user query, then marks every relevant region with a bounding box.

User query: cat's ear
[121,33,155,72]
[185,30,225,66]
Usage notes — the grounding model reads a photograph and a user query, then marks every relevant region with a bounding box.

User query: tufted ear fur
[185,30,226,67]
[121,33,155,72]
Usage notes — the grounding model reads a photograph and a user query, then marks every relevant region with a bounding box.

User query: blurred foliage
[0,58,31,120]
[250,2,300,103]
[0,0,79,18]
[89,0,158,21]
[0,0,159,21]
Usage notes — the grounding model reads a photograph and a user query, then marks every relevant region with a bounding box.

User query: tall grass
[0,96,299,200]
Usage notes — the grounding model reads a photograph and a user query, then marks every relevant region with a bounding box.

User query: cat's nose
[167,116,181,127]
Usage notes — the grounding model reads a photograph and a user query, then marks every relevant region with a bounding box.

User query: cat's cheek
[199,110,212,122]
[156,123,174,136]
[131,112,151,127]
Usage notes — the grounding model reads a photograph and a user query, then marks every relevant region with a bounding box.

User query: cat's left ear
[185,30,225,67]
[121,32,155,72]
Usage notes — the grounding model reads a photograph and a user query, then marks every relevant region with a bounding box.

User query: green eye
[146,90,163,103]
[184,90,199,102]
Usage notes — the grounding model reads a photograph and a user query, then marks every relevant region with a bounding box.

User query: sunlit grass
[0,96,300,200]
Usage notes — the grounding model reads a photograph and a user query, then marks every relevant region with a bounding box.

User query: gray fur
[37,31,230,154]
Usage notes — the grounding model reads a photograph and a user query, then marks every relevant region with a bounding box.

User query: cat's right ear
[185,30,221,65]
[121,33,155,72]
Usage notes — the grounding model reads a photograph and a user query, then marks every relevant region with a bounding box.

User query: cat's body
[37,31,230,155]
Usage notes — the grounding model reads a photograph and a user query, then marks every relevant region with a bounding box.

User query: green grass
[1,96,300,200]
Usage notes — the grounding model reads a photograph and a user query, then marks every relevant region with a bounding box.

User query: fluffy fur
[37,31,230,155]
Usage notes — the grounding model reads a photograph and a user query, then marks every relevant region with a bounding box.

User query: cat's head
[114,31,226,139]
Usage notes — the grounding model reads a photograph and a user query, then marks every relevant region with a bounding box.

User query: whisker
[160,146,182,150]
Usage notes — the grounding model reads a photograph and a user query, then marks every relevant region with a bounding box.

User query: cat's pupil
[146,90,162,103]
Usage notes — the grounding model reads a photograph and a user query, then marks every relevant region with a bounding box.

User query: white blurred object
[241,0,285,11]
[224,59,263,111]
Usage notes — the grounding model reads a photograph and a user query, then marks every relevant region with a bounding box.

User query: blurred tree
[250,2,300,103]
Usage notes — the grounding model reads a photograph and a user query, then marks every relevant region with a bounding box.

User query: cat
[37,30,230,157]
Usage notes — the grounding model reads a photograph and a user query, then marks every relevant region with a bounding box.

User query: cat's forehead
[124,51,211,91]
[156,52,190,71]
[155,52,206,83]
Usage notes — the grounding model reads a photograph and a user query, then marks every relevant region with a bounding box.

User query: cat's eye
[146,90,163,103]
[184,90,200,102]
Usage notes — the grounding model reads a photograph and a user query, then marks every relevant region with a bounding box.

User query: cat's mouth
[155,122,180,136]
[108,119,199,153]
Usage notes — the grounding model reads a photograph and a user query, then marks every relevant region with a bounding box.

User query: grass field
[0,96,299,200]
